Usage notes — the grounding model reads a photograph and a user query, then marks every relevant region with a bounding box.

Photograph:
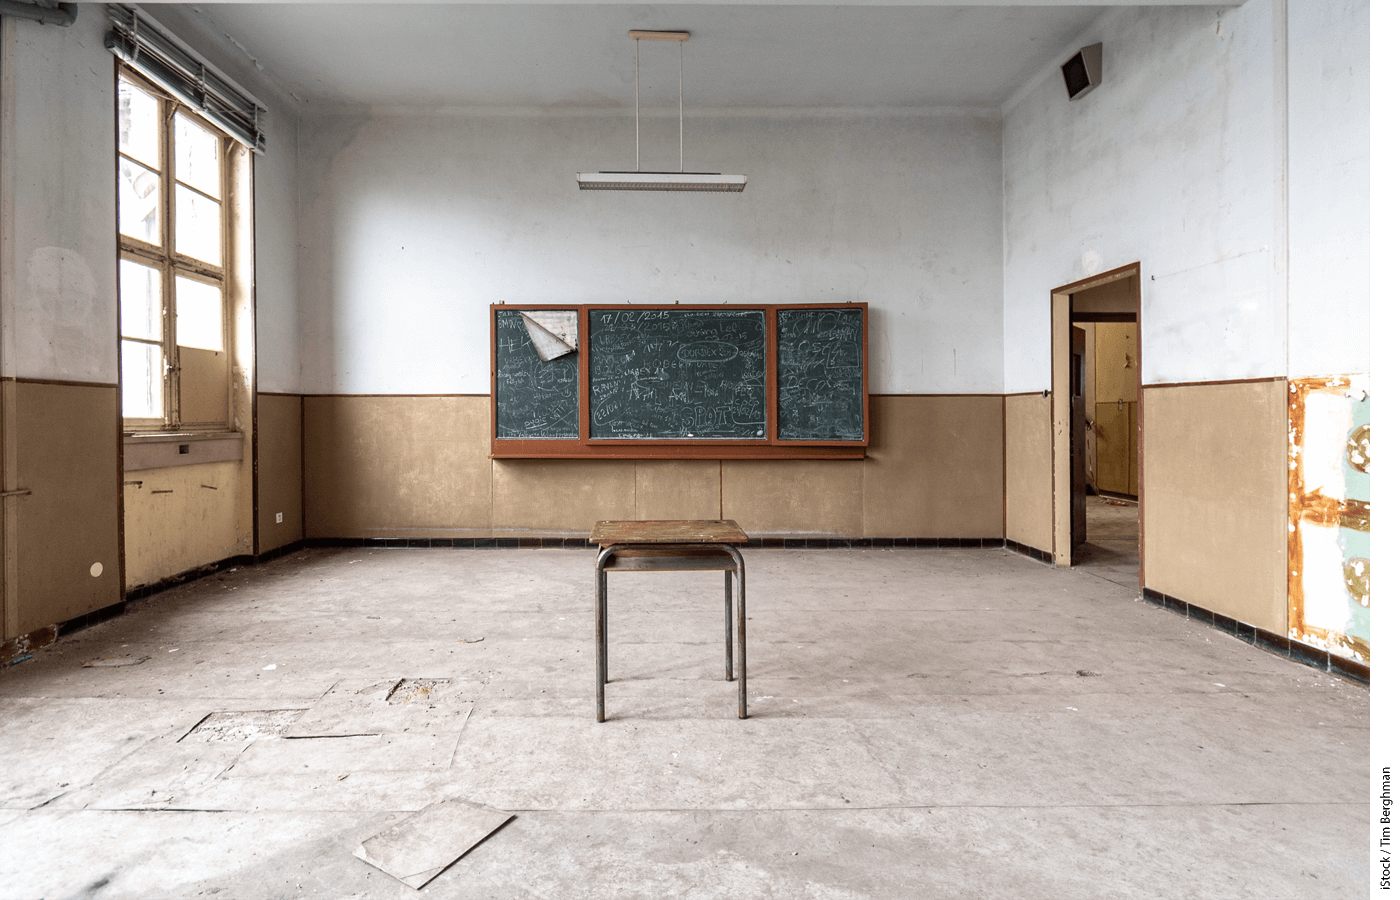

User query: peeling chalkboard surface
[777,307,864,441]
[588,308,767,439]
[495,309,579,439]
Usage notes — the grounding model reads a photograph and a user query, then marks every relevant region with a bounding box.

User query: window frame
[117,66,234,434]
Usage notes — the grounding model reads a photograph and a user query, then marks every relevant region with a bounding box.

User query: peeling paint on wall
[1288,375,1369,664]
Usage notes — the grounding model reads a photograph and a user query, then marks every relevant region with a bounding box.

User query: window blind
[105,4,267,154]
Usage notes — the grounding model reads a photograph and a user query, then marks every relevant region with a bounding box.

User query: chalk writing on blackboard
[777,307,864,441]
[588,308,767,439]
[495,310,579,439]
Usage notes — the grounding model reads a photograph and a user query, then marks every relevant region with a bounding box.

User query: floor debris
[284,678,471,739]
[352,798,514,889]
[181,709,306,743]
[82,656,150,668]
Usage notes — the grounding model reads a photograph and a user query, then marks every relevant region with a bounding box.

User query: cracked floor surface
[0,546,1368,898]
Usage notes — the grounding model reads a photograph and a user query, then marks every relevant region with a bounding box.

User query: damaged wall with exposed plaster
[1000,0,1369,638]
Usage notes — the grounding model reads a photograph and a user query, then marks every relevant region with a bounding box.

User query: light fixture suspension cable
[679,41,684,173]
[634,38,641,172]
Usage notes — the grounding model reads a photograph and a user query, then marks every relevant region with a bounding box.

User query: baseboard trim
[1004,539,1053,564]
[0,600,127,666]
[1140,587,1368,685]
[297,536,1010,550]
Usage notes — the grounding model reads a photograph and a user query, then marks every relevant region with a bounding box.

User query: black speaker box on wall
[1062,43,1103,100]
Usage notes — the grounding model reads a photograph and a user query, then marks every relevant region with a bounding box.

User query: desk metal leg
[737,553,747,718]
[595,546,617,723]
[718,544,747,720]
[724,570,733,682]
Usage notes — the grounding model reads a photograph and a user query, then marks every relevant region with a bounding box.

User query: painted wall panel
[721,459,864,538]
[0,15,118,384]
[256,393,303,554]
[303,395,494,539]
[862,395,1003,538]
[1285,0,1369,377]
[123,461,247,589]
[1142,379,1287,633]
[635,461,722,521]
[1003,2,1280,392]
[1004,393,1052,552]
[10,382,121,636]
[300,393,1004,539]
[493,459,636,536]
[296,111,1004,397]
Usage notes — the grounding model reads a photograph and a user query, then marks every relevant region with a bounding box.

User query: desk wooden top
[589,519,749,546]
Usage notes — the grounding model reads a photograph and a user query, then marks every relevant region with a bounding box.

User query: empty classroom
[0,1,1372,897]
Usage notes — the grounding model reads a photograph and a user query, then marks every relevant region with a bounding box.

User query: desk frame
[594,543,747,722]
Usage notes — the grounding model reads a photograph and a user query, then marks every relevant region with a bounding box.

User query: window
[118,70,234,431]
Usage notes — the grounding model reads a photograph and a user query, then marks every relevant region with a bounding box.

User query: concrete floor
[0,546,1368,898]
[1076,495,1141,590]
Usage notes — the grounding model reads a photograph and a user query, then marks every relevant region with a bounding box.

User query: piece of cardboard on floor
[353,798,514,889]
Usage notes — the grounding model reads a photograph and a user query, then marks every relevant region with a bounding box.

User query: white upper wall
[1002,0,1281,391]
[0,12,118,383]
[296,109,1005,395]
[1286,0,1369,377]
[0,6,303,392]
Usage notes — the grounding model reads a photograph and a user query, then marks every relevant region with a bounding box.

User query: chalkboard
[588,308,767,439]
[777,307,865,441]
[491,303,867,459]
[494,309,579,439]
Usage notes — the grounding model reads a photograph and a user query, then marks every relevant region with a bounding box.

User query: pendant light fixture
[577,30,747,193]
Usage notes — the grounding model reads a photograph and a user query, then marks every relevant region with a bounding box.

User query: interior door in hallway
[1071,326,1086,546]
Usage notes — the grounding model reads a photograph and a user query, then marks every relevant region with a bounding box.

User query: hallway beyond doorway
[1076,494,1140,588]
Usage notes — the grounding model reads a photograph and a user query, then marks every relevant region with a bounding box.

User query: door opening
[1051,263,1143,589]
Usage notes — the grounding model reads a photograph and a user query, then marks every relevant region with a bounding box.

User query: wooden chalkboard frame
[490,302,869,460]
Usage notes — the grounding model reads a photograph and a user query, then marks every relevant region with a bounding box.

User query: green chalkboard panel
[494,309,579,439]
[777,307,864,441]
[588,308,767,439]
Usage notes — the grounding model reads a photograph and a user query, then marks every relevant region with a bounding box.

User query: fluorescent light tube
[577,172,747,192]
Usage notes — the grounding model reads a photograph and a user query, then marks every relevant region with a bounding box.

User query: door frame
[1050,262,1143,588]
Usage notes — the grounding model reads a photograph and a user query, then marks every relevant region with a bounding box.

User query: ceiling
[174,4,1113,110]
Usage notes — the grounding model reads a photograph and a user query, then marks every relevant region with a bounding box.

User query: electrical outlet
[275,512,283,524]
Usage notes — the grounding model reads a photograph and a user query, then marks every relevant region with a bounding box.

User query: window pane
[118,80,160,168]
[176,184,221,265]
[119,260,162,341]
[175,113,220,196]
[176,276,223,351]
[118,158,161,245]
[121,340,163,419]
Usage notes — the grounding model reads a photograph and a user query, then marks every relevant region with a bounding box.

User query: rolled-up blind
[105,4,267,154]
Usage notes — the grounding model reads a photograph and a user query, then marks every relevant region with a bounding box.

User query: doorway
[1050,263,1142,589]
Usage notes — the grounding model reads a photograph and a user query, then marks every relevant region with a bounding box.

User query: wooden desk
[589,520,749,722]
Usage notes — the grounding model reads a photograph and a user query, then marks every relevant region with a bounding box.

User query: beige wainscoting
[1003,392,1052,553]
[636,460,722,521]
[862,395,1003,538]
[303,395,494,539]
[5,380,122,636]
[123,460,247,589]
[1142,379,1287,634]
[721,458,866,537]
[492,458,636,536]
[300,394,1006,540]
[256,393,304,554]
